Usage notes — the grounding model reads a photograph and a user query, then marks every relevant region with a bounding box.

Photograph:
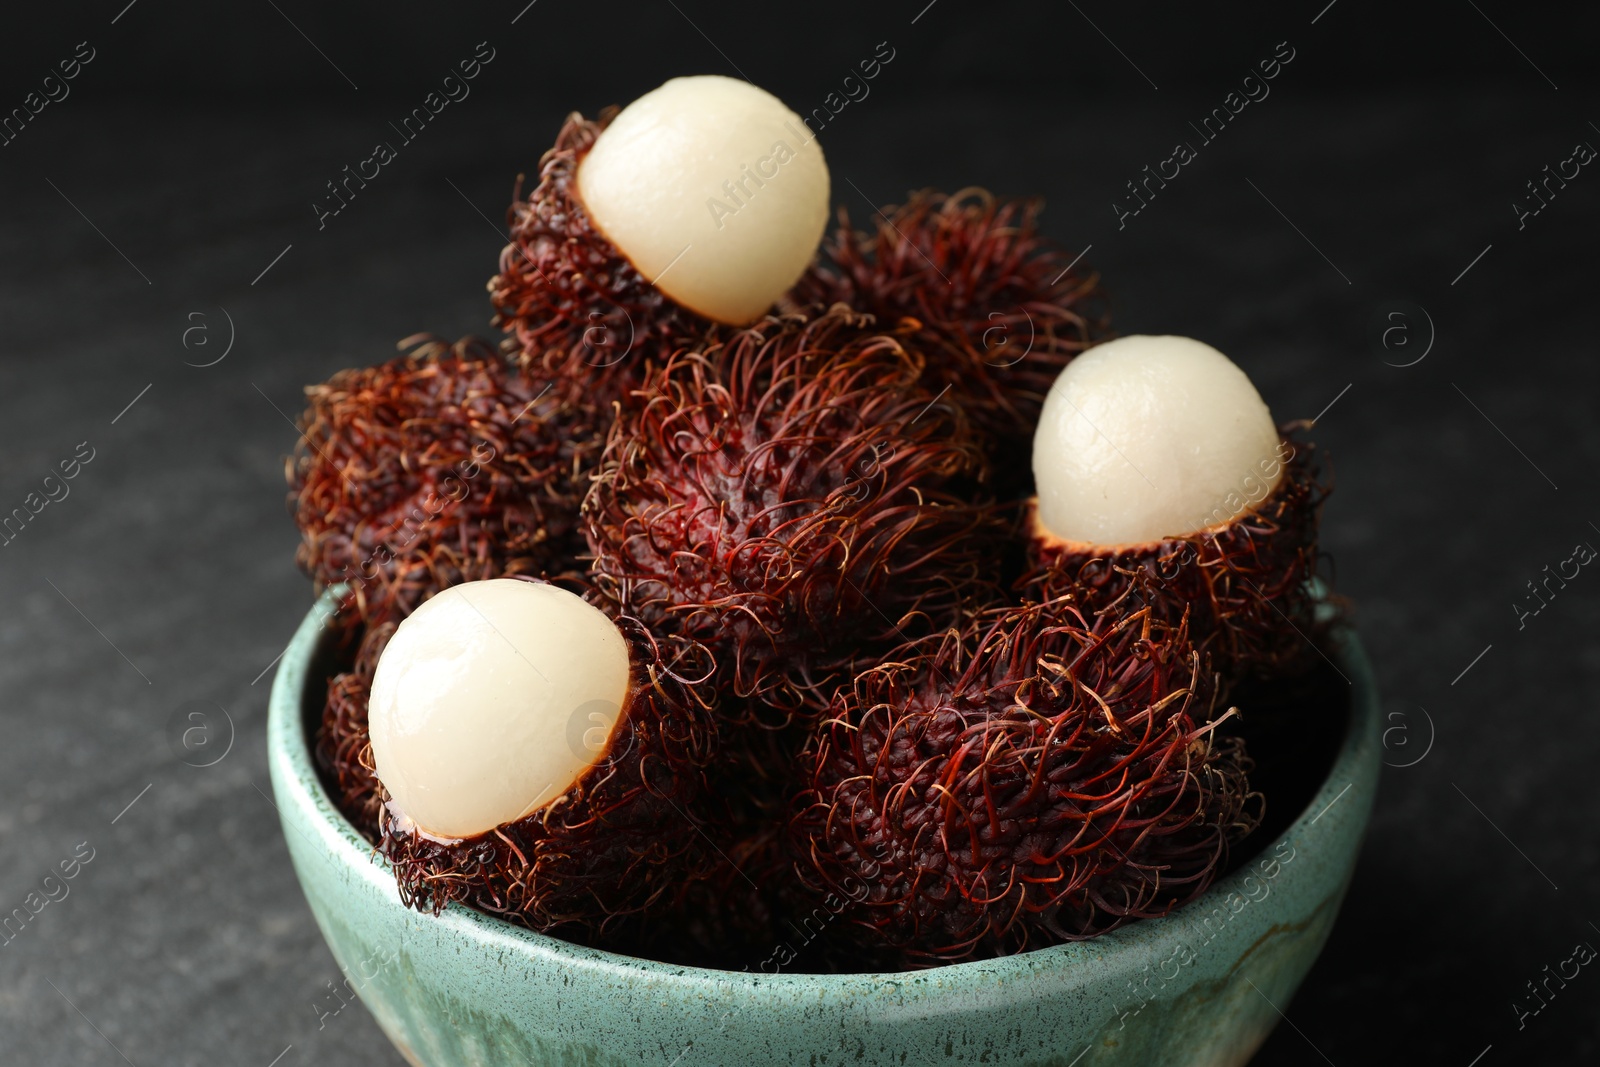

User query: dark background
[2,2,1598,1064]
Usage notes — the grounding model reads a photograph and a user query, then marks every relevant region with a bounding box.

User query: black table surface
[2,18,1598,1067]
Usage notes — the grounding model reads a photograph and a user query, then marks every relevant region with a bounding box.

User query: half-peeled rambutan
[1024,434,1327,682]
[791,598,1259,964]
[582,308,1003,714]
[371,579,721,940]
[287,333,604,623]
[491,76,832,400]
[1023,335,1330,683]
[792,188,1110,473]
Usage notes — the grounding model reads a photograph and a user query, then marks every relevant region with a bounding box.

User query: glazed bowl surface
[267,587,1379,1067]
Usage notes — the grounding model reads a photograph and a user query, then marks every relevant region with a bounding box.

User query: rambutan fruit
[791,598,1259,964]
[582,308,1003,714]
[490,75,831,397]
[1022,335,1328,682]
[792,188,1109,473]
[287,333,604,624]
[369,578,720,938]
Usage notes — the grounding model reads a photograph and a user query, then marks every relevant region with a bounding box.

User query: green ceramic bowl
[268,588,1379,1067]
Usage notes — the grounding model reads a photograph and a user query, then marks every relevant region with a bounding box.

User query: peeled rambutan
[490,76,831,398]
[287,333,604,623]
[369,579,721,939]
[582,307,1002,714]
[791,598,1259,964]
[1023,335,1329,682]
[792,187,1109,471]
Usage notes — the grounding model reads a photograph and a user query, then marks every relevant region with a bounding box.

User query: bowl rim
[270,584,1380,993]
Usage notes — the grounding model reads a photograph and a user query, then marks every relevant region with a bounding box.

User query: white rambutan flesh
[576,74,830,326]
[1032,335,1283,545]
[368,579,631,840]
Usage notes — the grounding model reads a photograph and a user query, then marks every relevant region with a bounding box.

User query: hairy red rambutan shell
[315,615,394,841]
[582,308,1004,714]
[488,110,714,401]
[791,188,1110,471]
[377,609,721,939]
[791,599,1259,964]
[1021,432,1329,683]
[287,334,604,623]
